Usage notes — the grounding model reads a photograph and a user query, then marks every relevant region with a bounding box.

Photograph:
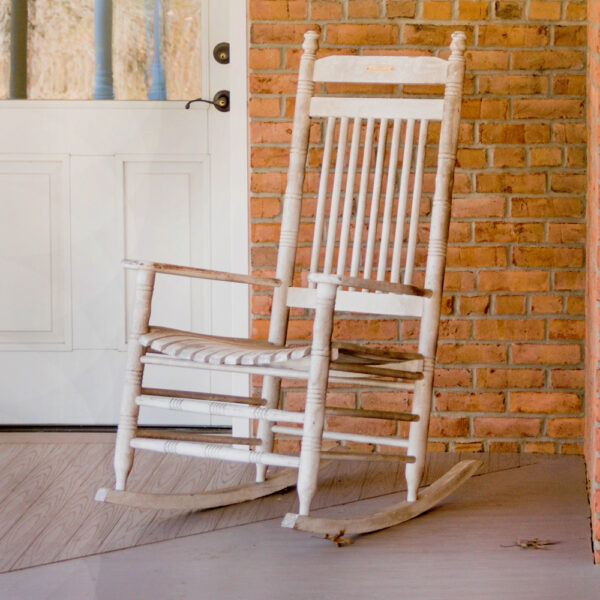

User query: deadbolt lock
[213,42,230,64]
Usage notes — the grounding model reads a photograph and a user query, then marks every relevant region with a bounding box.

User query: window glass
[0,0,202,100]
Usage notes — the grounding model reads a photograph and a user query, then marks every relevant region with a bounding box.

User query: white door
[0,0,248,426]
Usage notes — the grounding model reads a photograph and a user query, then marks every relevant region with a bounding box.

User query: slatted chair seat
[98,30,483,537]
[139,327,314,366]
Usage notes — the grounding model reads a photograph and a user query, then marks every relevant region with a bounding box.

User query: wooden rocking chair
[97,30,481,536]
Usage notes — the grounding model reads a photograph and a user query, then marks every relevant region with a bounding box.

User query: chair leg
[405,363,434,502]
[114,268,155,491]
[297,281,337,516]
[255,375,281,482]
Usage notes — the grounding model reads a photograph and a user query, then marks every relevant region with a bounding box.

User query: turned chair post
[405,31,466,502]
[255,30,320,483]
[114,267,155,490]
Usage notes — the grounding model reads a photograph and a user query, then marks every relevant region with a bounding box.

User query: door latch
[185,90,230,112]
[213,42,230,64]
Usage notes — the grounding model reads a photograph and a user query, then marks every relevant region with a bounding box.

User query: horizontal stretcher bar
[272,426,410,449]
[136,395,305,424]
[130,437,300,469]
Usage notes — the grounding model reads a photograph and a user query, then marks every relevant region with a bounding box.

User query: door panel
[0,0,248,426]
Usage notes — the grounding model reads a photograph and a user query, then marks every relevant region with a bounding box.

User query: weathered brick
[347,0,379,17]
[511,197,582,217]
[546,417,584,438]
[495,295,525,314]
[477,368,544,388]
[478,25,549,47]
[386,0,417,18]
[474,417,541,437]
[474,319,544,341]
[311,0,343,20]
[511,343,580,364]
[510,392,581,414]
[249,0,308,20]
[422,1,452,19]
[458,1,489,20]
[327,24,398,45]
[512,247,584,268]
[551,369,584,389]
[436,392,505,412]
[479,270,549,292]
[513,98,584,120]
[548,319,585,340]
[429,416,470,437]
[529,0,561,20]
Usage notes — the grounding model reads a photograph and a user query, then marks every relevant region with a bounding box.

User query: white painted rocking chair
[97,30,481,536]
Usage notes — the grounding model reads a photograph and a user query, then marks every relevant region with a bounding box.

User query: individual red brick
[386,0,417,18]
[565,1,586,20]
[554,25,586,46]
[554,270,585,290]
[479,123,550,144]
[251,23,313,44]
[553,74,586,95]
[477,368,544,388]
[250,73,298,94]
[458,1,489,19]
[553,122,586,143]
[479,74,548,95]
[550,173,586,193]
[477,172,546,194]
[495,295,525,314]
[447,247,507,268]
[510,392,581,414]
[474,222,544,243]
[493,148,525,168]
[436,343,506,364]
[434,368,473,387]
[456,148,486,169]
[436,392,505,412]
[442,271,476,291]
[249,48,281,70]
[547,417,584,438]
[403,25,473,46]
[479,270,549,292]
[428,417,470,437]
[548,319,585,340]
[512,50,584,70]
[474,417,541,437]
[529,0,561,19]
[478,25,548,47]
[513,247,583,268]
[311,0,343,20]
[249,0,307,19]
[559,442,584,455]
[511,343,580,364]
[327,24,398,45]
[422,1,452,19]
[551,369,584,389]
[513,99,584,120]
[566,297,584,315]
[474,319,544,341]
[524,441,555,453]
[465,50,508,70]
[511,197,582,217]
[567,147,586,167]
[452,196,505,218]
[460,295,491,315]
[530,147,562,167]
[495,0,523,18]
[427,441,447,452]
[530,295,563,314]
[348,0,380,17]
[249,98,281,118]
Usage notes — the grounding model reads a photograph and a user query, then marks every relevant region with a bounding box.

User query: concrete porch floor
[0,453,597,600]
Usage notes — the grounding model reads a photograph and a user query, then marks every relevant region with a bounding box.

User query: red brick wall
[586,0,600,565]
[248,1,586,454]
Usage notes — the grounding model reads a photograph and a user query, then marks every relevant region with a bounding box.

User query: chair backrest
[268,31,466,347]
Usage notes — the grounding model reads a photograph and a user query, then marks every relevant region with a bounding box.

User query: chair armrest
[123,259,281,288]
[308,273,432,297]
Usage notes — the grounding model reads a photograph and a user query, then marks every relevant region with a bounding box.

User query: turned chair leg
[405,364,434,502]
[255,375,281,483]
[114,268,155,491]
[297,282,336,515]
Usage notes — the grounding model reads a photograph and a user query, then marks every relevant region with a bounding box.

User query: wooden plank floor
[0,433,565,573]
[1,452,596,600]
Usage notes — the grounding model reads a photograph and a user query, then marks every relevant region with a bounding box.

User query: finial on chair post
[302,29,320,55]
[449,31,466,56]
